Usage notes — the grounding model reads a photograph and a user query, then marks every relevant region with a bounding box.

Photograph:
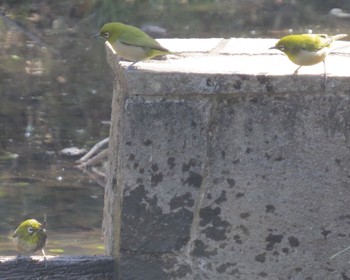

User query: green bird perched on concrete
[270,33,348,86]
[13,219,47,259]
[93,22,171,70]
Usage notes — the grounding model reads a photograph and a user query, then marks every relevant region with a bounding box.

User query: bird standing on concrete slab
[93,22,171,71]
[270,33,348,86]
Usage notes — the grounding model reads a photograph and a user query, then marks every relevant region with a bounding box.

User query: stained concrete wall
[103,39,350,280]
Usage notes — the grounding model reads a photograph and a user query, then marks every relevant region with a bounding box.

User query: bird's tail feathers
[168,51,183,57]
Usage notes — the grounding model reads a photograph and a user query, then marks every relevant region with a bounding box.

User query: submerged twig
[76,148,108,170]
[77,137,109,163]
[76,164,106,188]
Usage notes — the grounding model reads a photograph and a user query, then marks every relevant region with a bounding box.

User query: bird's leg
[15,253,26,259]
[15,253,22,263]
[124,61,139,73]
[293,66,302,75]
[15,253,27,266]
[42,249,48,267]
[41,248,47,260]
[322,60,327,88]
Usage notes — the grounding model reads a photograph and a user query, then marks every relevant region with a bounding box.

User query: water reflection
[0,3,111,256]
[0,159,105,255]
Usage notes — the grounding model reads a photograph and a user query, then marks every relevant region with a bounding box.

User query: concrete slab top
[104,37,350,280]
[117,38,350,76]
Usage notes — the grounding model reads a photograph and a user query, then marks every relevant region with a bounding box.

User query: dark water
[0,2,111,255]
[0,0,349,256]
[0,39,109,254]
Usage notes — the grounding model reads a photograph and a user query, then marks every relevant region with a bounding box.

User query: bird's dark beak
[269,46,277,50]
[91,33,101,39]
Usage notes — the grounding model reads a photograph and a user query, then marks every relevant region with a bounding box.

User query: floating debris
[59,147,87,157]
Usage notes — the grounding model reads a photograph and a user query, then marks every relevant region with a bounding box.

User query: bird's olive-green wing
[300,34,339,52]
[118,26,169,52]
[313,34,333,51]
[294,34,330,52]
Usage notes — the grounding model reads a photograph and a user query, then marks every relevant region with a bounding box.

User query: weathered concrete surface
[103,39,350,279]
[0,256,115,280]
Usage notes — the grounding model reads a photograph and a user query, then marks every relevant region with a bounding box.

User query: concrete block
[191,94,350,279]
[103,39,350,279]
[120,98,210,253]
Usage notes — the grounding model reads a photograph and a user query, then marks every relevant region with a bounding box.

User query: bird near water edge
[270,33,348,87]
[93,22,172,71]
[13,219,47,259]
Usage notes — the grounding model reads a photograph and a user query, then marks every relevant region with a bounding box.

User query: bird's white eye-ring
[278,45,284,51]
[27,227,34,234]
[103,32,109,38]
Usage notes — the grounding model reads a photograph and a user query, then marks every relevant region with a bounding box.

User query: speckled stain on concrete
[188,94,350,279]
[103,40,350,280]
